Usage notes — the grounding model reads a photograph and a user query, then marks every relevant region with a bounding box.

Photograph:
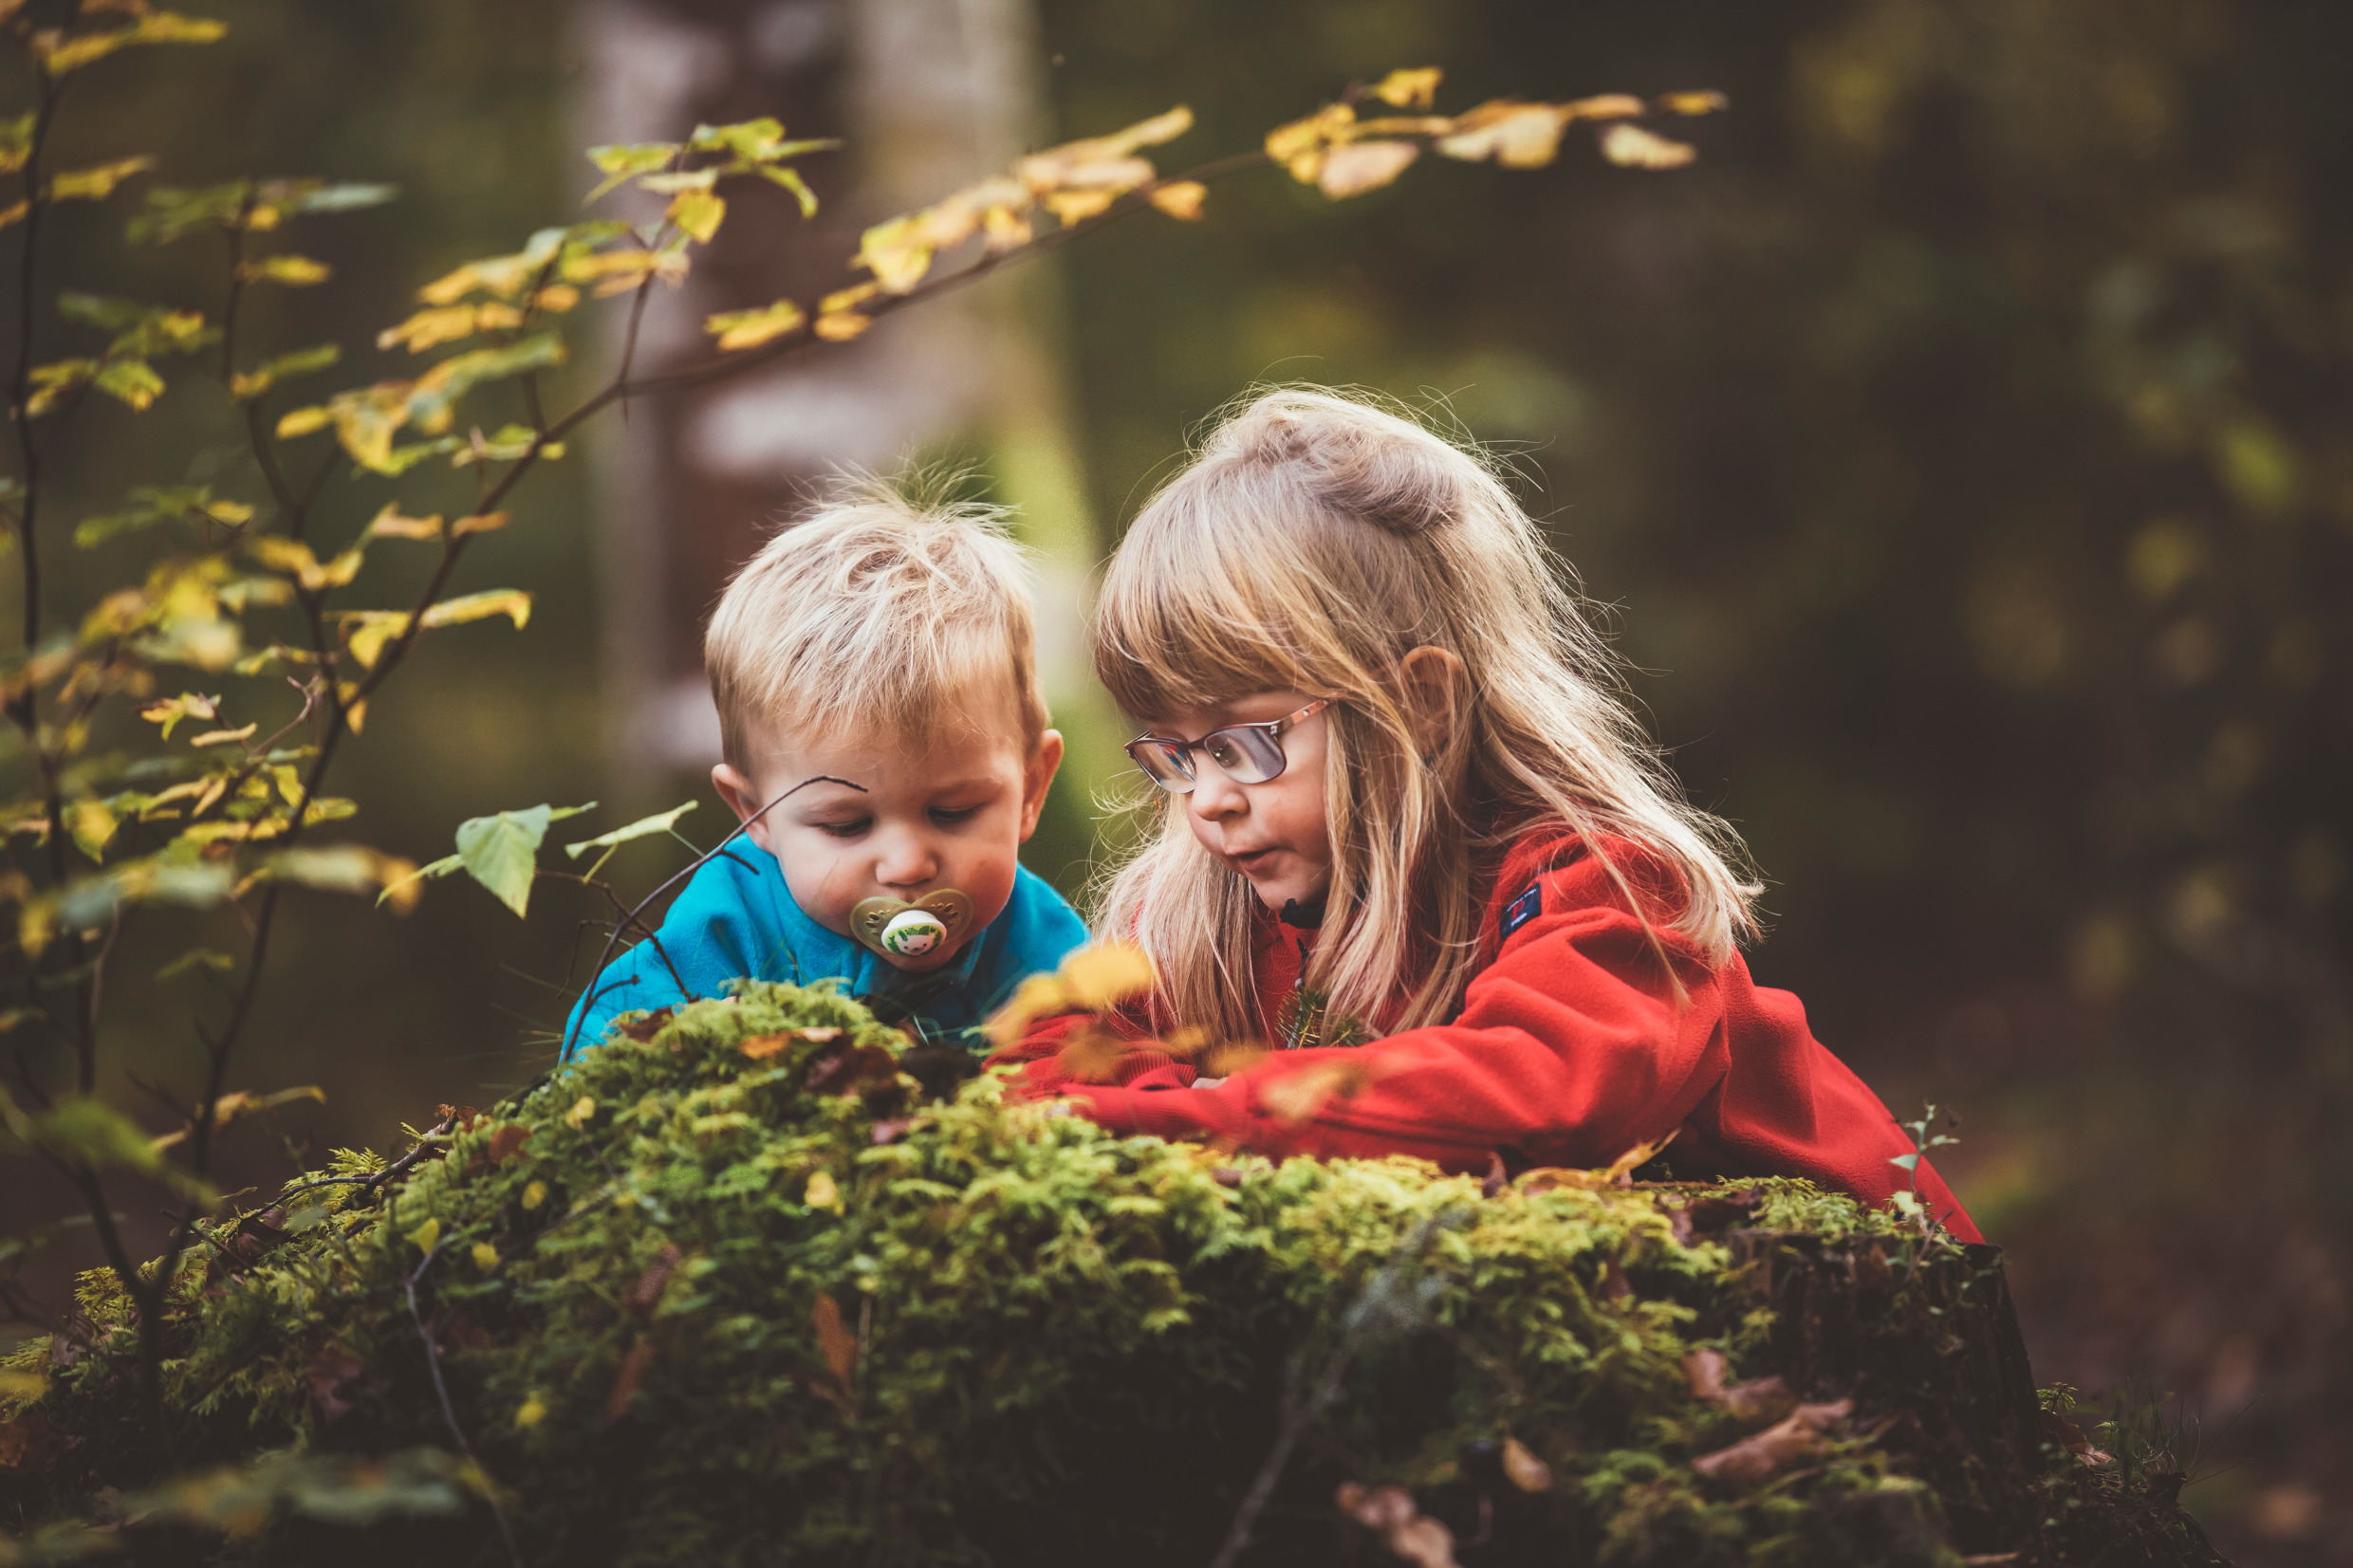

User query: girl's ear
[1398,645,1467,754]
[1017,729,1065,841]
[712,763,780,854]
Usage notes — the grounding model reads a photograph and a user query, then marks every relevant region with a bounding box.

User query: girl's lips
[1230,847,1279,872]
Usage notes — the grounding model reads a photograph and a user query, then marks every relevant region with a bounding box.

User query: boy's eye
[929,804,982,826]
[813,819,870,839]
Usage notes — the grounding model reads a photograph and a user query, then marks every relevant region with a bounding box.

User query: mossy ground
[0,983,2222,1566]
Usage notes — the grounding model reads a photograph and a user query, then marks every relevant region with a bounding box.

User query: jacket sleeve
[1045,846,1983,1243]
[1055,850,1722,1169]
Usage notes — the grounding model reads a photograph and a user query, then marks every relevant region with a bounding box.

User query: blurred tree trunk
[570,0,1100,787]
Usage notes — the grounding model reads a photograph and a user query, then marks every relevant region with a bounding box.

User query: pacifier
[848,889,976,970]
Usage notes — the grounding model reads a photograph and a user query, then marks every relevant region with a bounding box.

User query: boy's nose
[875,829,940,890]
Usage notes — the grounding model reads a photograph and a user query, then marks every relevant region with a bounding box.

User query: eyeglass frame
[1123,697,1333,795]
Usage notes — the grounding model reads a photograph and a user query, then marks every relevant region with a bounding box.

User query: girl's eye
[929,804,982,827]
[814,819,870,839]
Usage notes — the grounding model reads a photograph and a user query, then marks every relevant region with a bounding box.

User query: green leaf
[0,1093,161,1174]
[57,292,150,332]
[93,359,165,410]
[565,801,695,859]
[230,341,339,402]
[401,333,566,435]
[1889,1152,1921,1171]
[156,947,235,982]
[756,162,820,218]
[77,486,252,547]
[454,806,553,917]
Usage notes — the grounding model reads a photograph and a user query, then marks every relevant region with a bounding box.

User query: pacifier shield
[849,890,975,968]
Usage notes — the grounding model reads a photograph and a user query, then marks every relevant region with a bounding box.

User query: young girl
[997,388,1979,1243]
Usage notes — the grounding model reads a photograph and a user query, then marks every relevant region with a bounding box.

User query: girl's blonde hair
[1093,387,1757,1042]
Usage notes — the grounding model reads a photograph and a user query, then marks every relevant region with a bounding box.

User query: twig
[558,776,865,1059]
[359,1111,459,1195]
[402,1245,524,1568]
[1206,1207,1463,1568]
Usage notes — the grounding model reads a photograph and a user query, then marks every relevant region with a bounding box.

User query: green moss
[0,982,2215,1566]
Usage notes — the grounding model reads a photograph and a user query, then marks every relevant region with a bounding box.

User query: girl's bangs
[1094,491,1328,720]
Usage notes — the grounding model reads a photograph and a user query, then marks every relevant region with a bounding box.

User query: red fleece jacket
[991,829,1982,1244]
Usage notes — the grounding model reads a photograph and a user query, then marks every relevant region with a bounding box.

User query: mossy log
[0,983,2225,1566]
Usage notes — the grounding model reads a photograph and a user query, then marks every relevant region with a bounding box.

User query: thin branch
[558,777,864,1059]
[403,1249,524,1568]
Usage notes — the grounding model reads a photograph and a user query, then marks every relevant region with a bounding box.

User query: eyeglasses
[1124,698,1331,794]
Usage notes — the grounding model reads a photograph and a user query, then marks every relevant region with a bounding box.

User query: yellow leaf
[704,299,806,351]
[521,1179,547,1210]
[0,200,27,232]
[1317,139,1419,199]
[274,405,330,438]
[68,799,117,859]
[1259,1058,1378,1128]
[343,611,410,671]
[804,1171,841,1211]
[1266,102,1356,175]
[530,283,580,313]
[139,691,218,738]
[564,1096,596,1130]
[1061,942,1155,1010]
[515,1396,547,1429]
[820,282,879,315]
[189,722,256,747]
[1043,189,1117,224]
[452,510,508,538]
[665,188,725,243]
[1148,181,1206,220]
[1436,101,1570,169]
[813,312,869,341]
[378,304,516,353]
[418,588,531,632]
[1599,121,1696,170]
[406,1217,441,1253]
[48,155,154,201]
[365,504,443,541]
[236,254,331,286]
[981,204,1032,249]
[1564,93,1648,121]
[472,1242,499,1271]
[1658,89,1730,116]
[849,217,924,295]
[1374,67,1443,110]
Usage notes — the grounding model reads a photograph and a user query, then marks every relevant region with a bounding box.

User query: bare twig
[403,1245,524,1568]
[558,776,865,1059]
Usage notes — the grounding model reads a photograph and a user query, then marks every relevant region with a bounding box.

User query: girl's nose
[1187,764,1249,823]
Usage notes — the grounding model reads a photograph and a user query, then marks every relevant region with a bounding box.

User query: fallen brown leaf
[486,1123,531,1164]
[0,1413,48,1469]
[307,1346,365,1420]
[1501,1435,1554,1493]
[622,1242,683,1319]
[813,1292,857,1403]
[603,1337,656,1424]
[1691,1397,1854,1485]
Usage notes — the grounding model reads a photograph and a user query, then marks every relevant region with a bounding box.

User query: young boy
[562,488,1088,1057]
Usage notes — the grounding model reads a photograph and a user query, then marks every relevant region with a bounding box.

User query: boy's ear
[1398,646,1467,754]
[1017,729,1065,841]
[712,763,778,853]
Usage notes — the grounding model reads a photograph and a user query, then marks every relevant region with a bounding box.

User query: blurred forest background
[2,1,2345,1561]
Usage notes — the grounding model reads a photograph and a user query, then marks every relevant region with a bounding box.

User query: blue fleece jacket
[561,844,1086,1060]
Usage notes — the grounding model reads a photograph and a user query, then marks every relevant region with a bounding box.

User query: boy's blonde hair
[1094,387,1758,1042]
[706,483,1050,772]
